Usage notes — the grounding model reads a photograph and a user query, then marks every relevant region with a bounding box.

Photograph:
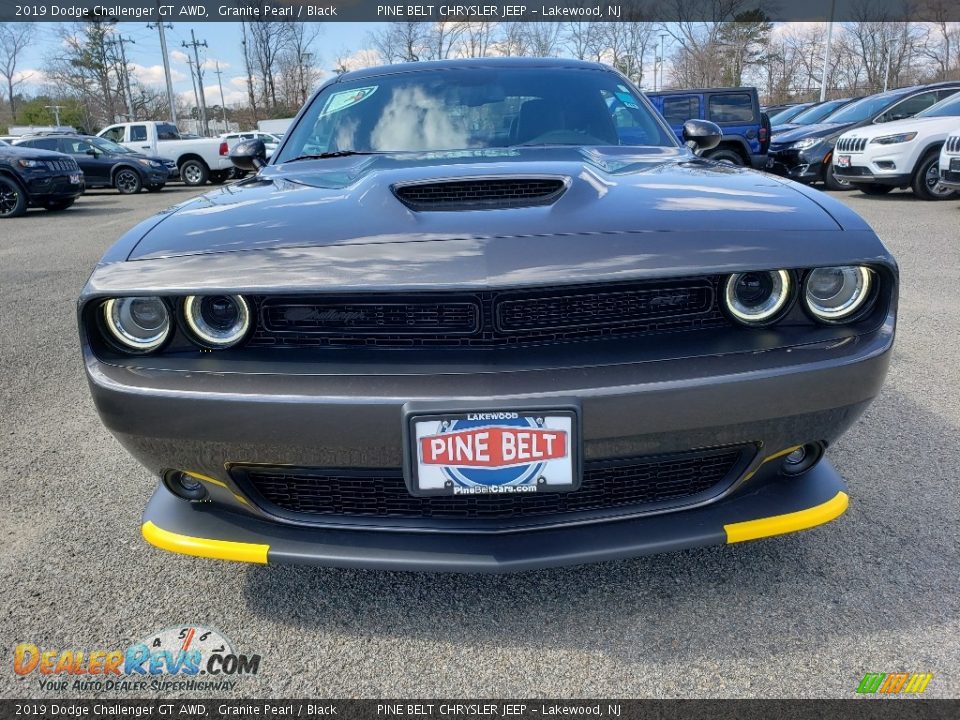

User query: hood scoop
[392,176,568,211]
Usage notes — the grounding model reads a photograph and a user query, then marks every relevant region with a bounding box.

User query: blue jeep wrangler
[646,87,769,168]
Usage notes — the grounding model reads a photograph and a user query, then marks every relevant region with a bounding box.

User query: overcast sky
[18,22,378,106]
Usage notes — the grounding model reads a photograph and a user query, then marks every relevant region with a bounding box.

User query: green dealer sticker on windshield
[321,86,378,116]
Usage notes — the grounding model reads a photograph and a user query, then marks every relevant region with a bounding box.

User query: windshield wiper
[285,150,379,163]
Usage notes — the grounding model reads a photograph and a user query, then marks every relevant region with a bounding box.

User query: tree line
[1,11,959,133]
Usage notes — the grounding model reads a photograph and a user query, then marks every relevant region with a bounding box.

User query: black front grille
[248,278,729,350]
[43,158,78,173]
[234,446,748,525]
[945,136,960,154]
[393,177,566,210]
[833,165,871,177]
[836,137,867,153]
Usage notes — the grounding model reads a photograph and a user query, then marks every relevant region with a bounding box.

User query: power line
[182,29,209,136]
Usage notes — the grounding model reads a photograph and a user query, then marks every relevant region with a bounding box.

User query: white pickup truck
[97,121,234,186]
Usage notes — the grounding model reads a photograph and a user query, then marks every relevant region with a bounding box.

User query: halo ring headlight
[804,266,873,322]
[183,294,251,348]
[102,296,171,353]
[723,270,792,325]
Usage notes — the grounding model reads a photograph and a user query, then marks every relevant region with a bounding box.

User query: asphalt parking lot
[1,184,958,699]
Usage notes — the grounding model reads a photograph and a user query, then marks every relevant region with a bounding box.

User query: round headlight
[102,297,171,352]
[183,294,251,348]
[723,270,792,325]
[804,266,873,322]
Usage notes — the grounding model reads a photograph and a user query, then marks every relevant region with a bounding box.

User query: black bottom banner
[2,700,959,720]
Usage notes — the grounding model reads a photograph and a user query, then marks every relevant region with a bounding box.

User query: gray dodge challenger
[79,58,897,572]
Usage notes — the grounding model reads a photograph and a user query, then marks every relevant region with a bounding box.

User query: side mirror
[682,119,722,154]
[230,139,267,171]
[86,148,98,156]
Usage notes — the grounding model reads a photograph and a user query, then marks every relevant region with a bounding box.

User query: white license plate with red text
[408,410,578,497]
[837,155,851,168]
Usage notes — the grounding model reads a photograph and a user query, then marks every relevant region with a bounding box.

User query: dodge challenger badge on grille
[79,58,897,572]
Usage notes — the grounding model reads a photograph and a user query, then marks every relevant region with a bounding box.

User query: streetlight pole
[659,34,667,90]
[214,61,228,133]
[300,52,313,105]
[149,17,177,125]
[819,0,836,102]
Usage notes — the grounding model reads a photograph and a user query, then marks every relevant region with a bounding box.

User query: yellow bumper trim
[724,491,849,544]
[141,521,269,564]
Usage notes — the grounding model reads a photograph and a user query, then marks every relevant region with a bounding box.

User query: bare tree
[920,0,960,81]
[604,21,657,85]
[248,20,286,110]
[44,21,121,127]
[369,22,426,63]
[564,22,606,61]
[0,23,34,121]
[459,22,498,58]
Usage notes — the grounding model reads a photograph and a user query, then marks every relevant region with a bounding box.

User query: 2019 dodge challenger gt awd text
[79,59,897,572]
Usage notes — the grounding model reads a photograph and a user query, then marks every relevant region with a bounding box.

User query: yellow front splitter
[724,490,849,543]
[141,520,269,564]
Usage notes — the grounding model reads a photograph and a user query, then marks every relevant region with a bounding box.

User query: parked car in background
[766,82,960,190]
[220,131,281,158]
[771,98,859,134]
[647,86,769,167]
[14,134,172,194]
[97,121,233,186]
[0,142,84,218]
[832,92,960,200]
[939,128,960,192]
[766,102,816,126]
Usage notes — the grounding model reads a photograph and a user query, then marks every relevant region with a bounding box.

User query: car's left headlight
[804,266,875,322]
[136,158,162,168]
[183,295,251,348]
[871,132,917,145]
[17,159,43,168]
[791,137,820,150]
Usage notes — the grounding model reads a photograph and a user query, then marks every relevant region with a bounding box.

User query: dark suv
[646,87,769,167]
[0,142,84,218]
[15,134,173,194]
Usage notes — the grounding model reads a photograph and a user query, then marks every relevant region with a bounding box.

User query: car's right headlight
[102,296,172,352]
[723,270,793,326]
[804,266,874,322]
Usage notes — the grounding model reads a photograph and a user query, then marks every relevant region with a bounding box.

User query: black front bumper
[26,174,84,204]
[940,166,960,189]
[142,459,848,572]
[764,149,825,183]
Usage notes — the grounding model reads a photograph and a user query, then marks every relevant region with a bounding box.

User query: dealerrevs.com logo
[13,626,260,693]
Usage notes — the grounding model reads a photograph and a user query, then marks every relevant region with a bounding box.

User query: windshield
[277,67,675,160]
[790,100,850,125]
[917,92,960,117]
[768,104,811,125]
[826,93,901,124]
[90,136,133,154]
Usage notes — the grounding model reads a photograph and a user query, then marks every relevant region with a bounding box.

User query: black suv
[646,87,770,167]
[15,134,173,194]
[0,143,84,218]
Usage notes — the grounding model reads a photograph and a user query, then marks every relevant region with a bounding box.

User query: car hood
[0,145,73,160]
[772,122,853,143]
[837,114,960,140]
[126,147,845,261]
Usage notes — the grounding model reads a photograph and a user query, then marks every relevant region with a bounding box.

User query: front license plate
[951,157,960,172]
[69,173,81,184]
[407,409,578,497]
[837,155,851,168]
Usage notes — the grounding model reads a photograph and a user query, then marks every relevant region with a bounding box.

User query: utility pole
[185,56,201,133]
[214,61,228,133]
[819,0,836,102]
[45,105,64,126]
[107,34,136,120]
[148,17,177,125]
[182,30,209,136]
